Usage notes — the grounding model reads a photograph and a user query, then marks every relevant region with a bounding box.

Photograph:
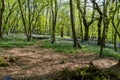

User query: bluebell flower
[5,76,12,80]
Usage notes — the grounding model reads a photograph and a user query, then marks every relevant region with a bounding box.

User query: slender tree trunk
[100,21,106,58]
[51,0,58,44]
[100,0,107,58]
[0,0,5,38]
[18,0,28,38]
[97,16,102,45]
[69,0,81,48]
[84,26,89,41]
[78,11,83,42]
[27,0,32,41]
[45,7,49,35]
[67,26,70,36]
[114,32,117,51]
[61,26,64,37]
[0,13,3,38]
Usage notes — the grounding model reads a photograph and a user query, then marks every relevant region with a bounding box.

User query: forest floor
[0,40,119,80]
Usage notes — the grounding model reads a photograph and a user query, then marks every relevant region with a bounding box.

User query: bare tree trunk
[78,11,83,42]
[97,16,102,45]
[100,21,106,58]
[18,0,28,38]
[100,0,108,58]
[0,0,5,38]
[84,26,89,41]
[27,0,32,41]
[114,32,117,51]
[69,0,81,48]
[60,26,64,38]
[67,26,70,37]
[0,12,3,38]
[51,0,58,44]
[45,7,49,35]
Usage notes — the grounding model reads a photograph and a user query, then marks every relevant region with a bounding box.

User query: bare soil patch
[0,40,119,80]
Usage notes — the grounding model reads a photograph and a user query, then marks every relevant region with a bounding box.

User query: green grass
[0,34,36,48]
[42,40,120,59]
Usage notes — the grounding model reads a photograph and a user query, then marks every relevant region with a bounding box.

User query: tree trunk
[67,26,70,36]
[18,0,28,39]
[84,26,89,41]
[0,0,5,38]
[27,0,32,41]
[61,26,64,37]
[0,12,3,38]
[100,22,106,58]
[100,0,107,58]
[51,0,58,44]
[78,10,83,42]
[97,16,102,45]
[69,0,81,48]
[114,32,117,51]
[27,35,31,41]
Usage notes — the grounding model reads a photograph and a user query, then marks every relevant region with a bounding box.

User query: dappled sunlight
[0,42,97,79]
[93,58,118,69]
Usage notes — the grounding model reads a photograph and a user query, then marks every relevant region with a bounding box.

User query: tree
[110,0,120,51]
[90,0,103,45]
[51,0,58,43]
[69,0,81,48]
[3,1,17,34]
[76,0,95,41]
[0,0,5,38]
[90,0,110,57]
[18,0,48,41]
[99,0,110,58]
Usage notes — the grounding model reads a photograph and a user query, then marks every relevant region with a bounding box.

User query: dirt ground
[0,40,119,80]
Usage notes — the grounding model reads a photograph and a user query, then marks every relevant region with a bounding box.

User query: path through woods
[0,40,119,79]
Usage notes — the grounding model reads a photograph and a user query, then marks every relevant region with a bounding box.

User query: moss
[0,58,9,67]
[0,62,9,67]
[9,56,16,63]
[60,59,67,64]
[52,67,120,80]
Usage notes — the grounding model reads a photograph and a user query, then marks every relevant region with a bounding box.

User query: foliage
[52,67,120,80]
